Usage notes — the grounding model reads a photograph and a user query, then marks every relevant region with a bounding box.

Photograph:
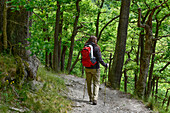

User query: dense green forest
[0,0,169,112]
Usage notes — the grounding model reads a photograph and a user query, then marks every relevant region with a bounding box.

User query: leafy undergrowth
[0,54,71,113]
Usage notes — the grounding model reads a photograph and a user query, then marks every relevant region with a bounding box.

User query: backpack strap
[88,45,94,58]
[85,42,96,59]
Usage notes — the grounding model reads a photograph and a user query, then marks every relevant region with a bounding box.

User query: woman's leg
[92,69,100,103]
[85,68,93,101]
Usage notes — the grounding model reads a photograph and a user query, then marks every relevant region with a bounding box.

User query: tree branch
[33,11,45,22]
[98,15,120,41]
[153,34,170,41]
[137,8,145,28]
[160,62,170,73]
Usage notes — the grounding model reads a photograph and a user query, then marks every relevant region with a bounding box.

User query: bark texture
[5,7,39,83]
[108,0,131,89]
[3,0,7,50]
[135,1,167,98]
[53,1,60,72]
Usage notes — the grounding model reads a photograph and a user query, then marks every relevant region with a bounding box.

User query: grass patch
[0,55,71,113]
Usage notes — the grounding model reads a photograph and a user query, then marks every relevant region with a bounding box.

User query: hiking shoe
[89,97,92,102]
[93,100,97,105]
[89,99,92,102]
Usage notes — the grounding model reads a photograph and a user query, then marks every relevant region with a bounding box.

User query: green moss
[15,56,25,85]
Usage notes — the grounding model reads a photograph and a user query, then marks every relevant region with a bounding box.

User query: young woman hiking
[84,36,108,105]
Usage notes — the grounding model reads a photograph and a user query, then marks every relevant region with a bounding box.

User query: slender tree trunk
[61,45,67,71]
[67,0,81,72]
[69,51,81,74]
[58,12,63,70]
[43,17,49,68]
[95,0,104,38]
[152,77,155,97]
[139,31,144,62]
[3,0,7,50]
[155,77,159,102]
[146,12,164,98]
[134,35,141,89]
[108,53,112,76]
[124,69,127,92]
[162,89,169,107]
[108,0,131,89]
[146,39,157,99]
[0,1,3,31]
[0,1,3,52]
[44,14,51,69]
[135,9,149,90]
[53,1,60,72]
[49,52,52,68]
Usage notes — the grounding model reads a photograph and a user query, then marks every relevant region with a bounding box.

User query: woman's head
[86,36,100,51]
[87,36,97,44]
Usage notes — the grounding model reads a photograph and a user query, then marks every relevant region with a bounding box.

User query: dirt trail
[60,74,153,113]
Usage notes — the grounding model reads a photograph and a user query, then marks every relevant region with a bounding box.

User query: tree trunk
[69,51,81,74]
[136,7,155,99]
[145,38,157,99]
[136,0,168,99]
[3,0,7,50]
[152,77,155,97]
[124,69,127,92]
[61,45,67,71]
[67,0,81,72]
[95,0,104,38]
[49,52,52,68]
[155,77,159,102]
[135,30,144,89]
[108,53,112,77]
[162,89,169,107]
[43,18,49,68]
[58,11,63,70]
[108,0,131,89]
[6,7,39,82]
[0,0,4,52]
[0,1,3,31]
[53,1,60,72]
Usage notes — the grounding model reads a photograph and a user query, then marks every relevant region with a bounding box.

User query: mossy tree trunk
[135,1,167,99]
[2,5,40,83]
[145,10,170,99]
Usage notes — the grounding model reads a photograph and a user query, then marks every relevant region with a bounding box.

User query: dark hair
[85,36,101,52]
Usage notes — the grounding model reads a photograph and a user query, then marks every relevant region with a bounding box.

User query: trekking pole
[104,66,108,106]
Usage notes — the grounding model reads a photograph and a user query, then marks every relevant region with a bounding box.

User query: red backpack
[81,44,97,67]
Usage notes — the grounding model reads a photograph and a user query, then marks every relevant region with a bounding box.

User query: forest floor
[60,74,154,113]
